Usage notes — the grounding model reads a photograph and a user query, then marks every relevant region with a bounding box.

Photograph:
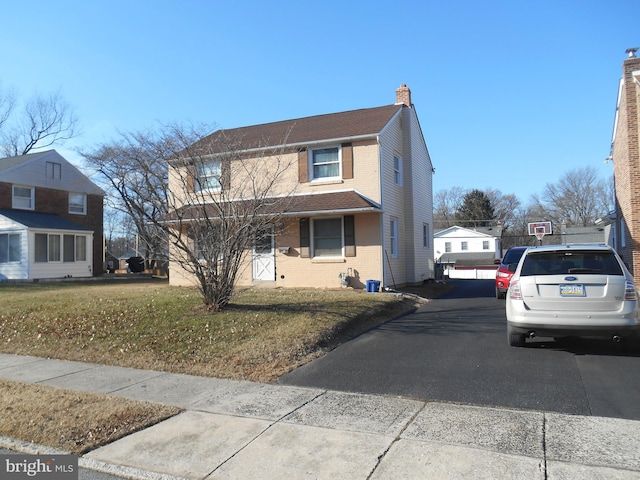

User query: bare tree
[0,88,77,157]
[433,186,466,230]
[82,123,298,310]
[530,166,613,227]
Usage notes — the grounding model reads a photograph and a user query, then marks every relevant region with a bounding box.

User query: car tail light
[625,280,637,301]
[509,280,522,300]
[496,270,509,278]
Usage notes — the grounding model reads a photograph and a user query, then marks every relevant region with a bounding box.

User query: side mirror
[507,263,518,272]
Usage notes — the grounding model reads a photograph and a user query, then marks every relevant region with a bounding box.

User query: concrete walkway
[1,353,639,479]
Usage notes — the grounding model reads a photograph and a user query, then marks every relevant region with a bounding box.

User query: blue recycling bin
[366,280,381,292]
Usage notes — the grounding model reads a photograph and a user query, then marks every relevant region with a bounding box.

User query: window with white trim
[393,156,403,185]
[483,240,490,250]
[12,185,34,210]
[69,193,87,215]
[35,233,87,263]
[48,234,61,262]
[0,233,21,263]
[310,147,340,180]
[445,242,451,253]
[390,218,398,257]
[75,236,87,261]
[313,217,343,257]
[461,241,468,251]
[195,160,222,191]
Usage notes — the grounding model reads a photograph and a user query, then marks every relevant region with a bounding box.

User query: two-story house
[168,85,435,290]
[0,150,104,280]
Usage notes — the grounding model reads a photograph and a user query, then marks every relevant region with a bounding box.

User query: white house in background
[434,225,501,279]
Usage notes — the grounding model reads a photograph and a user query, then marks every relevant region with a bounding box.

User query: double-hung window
[483,240,490,250]
[393,156,403,185]
[390,218,398,257]
[313,218,343,257]
[0,233,21,263]
[12,185,34,210]
[461,241,468,251]
[196,160,222,191]
[310,147,340,180]
[423,224,430,248]
[69,193,87,214]
[445,242,452,253]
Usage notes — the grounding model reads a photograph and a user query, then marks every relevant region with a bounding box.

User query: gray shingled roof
[0,209,91,231]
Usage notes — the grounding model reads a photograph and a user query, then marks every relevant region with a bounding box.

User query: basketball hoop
[528,221,552,245]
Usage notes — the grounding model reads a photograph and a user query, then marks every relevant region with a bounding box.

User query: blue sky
[1,0,637,204]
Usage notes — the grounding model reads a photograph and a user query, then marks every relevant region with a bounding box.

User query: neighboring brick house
[168,85,435,290]
[0,150,104,280]
[610,49,640,283]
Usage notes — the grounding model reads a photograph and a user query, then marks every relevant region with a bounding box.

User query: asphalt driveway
[280,280,640,420]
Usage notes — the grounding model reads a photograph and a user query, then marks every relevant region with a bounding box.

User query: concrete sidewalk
[1,353,639,480]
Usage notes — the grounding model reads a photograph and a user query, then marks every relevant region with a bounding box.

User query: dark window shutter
[298,148,308,183]
[342,143,353,179]
[344,215,356,257]
[300,217,310,258]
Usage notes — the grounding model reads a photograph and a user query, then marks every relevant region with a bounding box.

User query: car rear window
[520,250,623,276]
[503,248,525,264]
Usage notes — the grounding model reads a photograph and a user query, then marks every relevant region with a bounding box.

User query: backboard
[528,221,552,242]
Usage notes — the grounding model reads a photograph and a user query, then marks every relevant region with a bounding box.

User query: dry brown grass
[0,279,452,454]
[0,380,180,454]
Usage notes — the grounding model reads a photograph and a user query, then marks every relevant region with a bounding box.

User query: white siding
[0,150,104,195]
[378,107,435,287]
[379,111,407,287]
[0,216,29,280]
[28,230,94,279]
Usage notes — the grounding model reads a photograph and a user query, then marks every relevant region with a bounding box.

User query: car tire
[507,324,526,347]
[496,289,505,300]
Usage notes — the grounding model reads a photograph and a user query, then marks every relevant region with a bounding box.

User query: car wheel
[507,324,526,347]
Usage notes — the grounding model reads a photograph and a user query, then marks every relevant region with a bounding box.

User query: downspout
[377,134,386,287]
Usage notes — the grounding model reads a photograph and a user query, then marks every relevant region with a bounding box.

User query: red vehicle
[495,246,528,299]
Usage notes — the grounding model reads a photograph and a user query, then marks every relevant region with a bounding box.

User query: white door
[253,225,275,281]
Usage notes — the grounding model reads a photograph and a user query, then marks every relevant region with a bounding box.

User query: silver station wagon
[505,244,640,347]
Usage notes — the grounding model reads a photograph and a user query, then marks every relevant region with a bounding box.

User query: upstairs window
[445,241,452,253]
[483,240,490,250]
[69,193,87,214]
[46,161,62,180]
[310,147,340,180]
[195,160,222,191]
[12,185,34,210]
[393,156,403,185]
[461,241,468,251]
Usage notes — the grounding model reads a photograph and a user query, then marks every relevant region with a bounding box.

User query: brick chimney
[395,84,412,106]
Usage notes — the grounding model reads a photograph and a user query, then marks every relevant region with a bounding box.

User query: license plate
[560,284,585,297]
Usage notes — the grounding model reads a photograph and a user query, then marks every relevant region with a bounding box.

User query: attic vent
[46,161,61,180]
